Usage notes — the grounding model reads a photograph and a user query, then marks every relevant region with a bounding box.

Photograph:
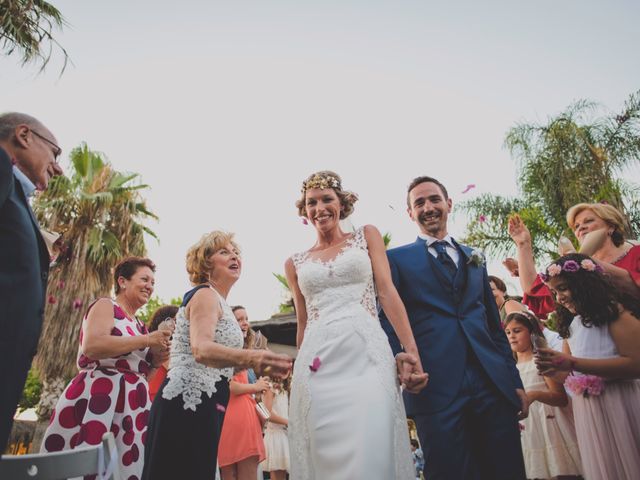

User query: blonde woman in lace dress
[285,171,428,480]
[142,231,292,480]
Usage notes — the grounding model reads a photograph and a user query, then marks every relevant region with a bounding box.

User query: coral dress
[41,300,152,480]
[517,360,582,478]
[218,369,266,466]
[262,389,290,472]
[567,317,640,479]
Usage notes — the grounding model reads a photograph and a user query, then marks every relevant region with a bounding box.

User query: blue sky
[2,1,639,319]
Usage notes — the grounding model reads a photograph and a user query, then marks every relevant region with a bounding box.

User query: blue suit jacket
[380,237,523,415]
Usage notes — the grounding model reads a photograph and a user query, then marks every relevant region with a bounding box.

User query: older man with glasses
[0,112,63,455]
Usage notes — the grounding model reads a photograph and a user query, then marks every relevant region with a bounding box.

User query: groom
[381,176,527,480]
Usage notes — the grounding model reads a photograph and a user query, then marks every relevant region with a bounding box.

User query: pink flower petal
[461,184,476,194]
[58,280,65,289]
[478,215,486,223]
[216,403,226,412]
[48,295,57,304]
[301,218,309,225]
[309,356,322,372]
[73,298,83,309]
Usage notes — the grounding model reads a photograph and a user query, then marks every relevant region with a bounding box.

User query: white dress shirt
[418,233,460,266]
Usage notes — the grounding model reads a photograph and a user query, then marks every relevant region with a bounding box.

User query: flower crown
[301,173,341,193]
[539,258,603,282]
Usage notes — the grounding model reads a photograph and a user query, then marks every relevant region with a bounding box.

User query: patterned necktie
[432,240,457,278]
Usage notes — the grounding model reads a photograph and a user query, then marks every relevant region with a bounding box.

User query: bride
[285,171,428,479]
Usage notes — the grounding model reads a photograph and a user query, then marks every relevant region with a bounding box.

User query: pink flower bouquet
[565,374,605,397]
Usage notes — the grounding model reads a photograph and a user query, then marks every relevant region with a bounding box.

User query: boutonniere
[467,249,486,267]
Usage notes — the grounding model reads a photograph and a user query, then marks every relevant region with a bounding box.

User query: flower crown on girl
[539,258,604,282]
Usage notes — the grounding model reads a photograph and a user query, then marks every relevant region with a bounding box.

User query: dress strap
[181,284,213,307]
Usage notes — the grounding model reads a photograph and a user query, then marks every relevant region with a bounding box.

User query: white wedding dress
[288,227,414,479]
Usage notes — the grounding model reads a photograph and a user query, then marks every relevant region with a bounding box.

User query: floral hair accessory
[539,258,604,281]
[301,172,341,193]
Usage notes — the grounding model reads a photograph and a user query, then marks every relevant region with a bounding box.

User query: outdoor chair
[0,432,121,479]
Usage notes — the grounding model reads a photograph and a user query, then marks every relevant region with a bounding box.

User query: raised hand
[534,347,575,377]
[502,257,520,277]
[508,214,532,247]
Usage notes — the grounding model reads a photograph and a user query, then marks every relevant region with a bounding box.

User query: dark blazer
[0,147,50,451]
[381,237,523,415]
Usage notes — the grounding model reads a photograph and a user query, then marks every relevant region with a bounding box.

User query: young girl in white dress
[262,372,290,480]
[536,253,640,480]
[504,311,582,479]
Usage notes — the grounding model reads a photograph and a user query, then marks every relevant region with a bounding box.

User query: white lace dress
[288,227,414,480]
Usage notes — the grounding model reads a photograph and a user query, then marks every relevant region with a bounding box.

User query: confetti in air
[309,357,322,372]
[462,184,476,194]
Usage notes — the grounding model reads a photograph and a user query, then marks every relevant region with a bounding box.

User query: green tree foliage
[460,91,640,260]
[137,295,183,325]
[0,0,69,72]
[18,368,42,412]
[31,143,157,419]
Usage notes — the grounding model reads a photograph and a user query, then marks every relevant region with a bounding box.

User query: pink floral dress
[41,299,152,480]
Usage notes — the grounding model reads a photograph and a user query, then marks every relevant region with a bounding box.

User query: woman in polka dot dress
[41,257,171,480]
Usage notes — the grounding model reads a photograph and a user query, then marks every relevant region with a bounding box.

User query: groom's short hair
[406,176,449,206]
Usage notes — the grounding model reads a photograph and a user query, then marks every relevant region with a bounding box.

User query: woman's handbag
[255,401,271,423]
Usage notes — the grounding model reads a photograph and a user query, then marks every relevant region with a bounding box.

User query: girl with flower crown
[504,311,582,479]
[535,253,640,480]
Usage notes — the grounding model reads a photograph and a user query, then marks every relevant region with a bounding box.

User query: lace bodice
[291,226,377,323]
[288,226,415,479]
[162,287,243,411]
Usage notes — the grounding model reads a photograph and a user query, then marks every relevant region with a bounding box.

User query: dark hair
[148,305,179,332]
[544,253,640,338]
[504,311,543,337]
[488,275,507,293]
[410,439,420,449]
[231,305,246,313]
[406,176,449,207]
[114,256,156,294]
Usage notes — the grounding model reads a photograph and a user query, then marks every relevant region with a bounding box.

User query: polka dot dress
[41,299,152,480]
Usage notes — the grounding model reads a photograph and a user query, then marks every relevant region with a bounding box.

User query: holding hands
[395,352,429,394]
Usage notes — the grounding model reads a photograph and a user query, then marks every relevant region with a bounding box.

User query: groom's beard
[418,211,446,236]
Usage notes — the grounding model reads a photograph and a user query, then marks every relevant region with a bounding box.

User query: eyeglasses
[30,129,62,162]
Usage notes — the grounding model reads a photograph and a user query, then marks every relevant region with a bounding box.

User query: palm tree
[0,0,69,72]
[460,90,640,260]
[30,143,157,432]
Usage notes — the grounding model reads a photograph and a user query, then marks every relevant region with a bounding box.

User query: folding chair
[0,432,121,479]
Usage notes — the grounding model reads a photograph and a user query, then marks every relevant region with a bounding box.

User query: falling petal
[462,184,476,194]
[58,280,65,289]
[48,295,57,304]
[478,215,486,223]
[216,403,226,412]
[309,356,322,372]
[73,298,83,309]
[302,218,308,225]
[388,205,395,210]
[519,423,525,431]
